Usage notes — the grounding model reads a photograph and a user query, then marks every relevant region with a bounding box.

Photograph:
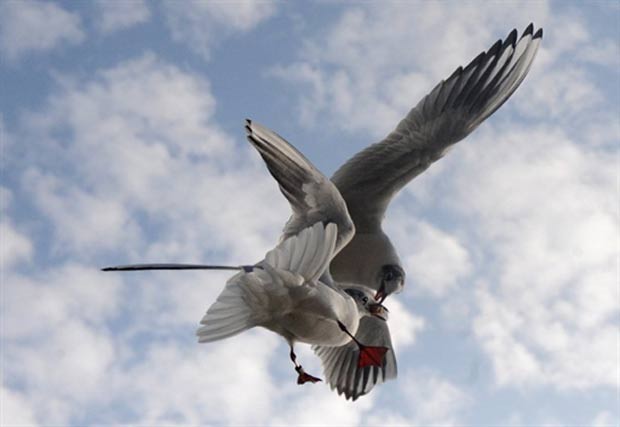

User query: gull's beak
[374,284,387,303]
[369,303,389,321]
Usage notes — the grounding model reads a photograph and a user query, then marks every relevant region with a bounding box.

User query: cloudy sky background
[1,1,618,425]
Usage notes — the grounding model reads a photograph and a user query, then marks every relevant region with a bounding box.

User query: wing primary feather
[452,51,490,107]
[335,348,352,392]
[361,365,371,394]
[246,119,354,254]
[522,22,534,38]
[533,28,543,39]
[460,39,506,107]
[331,25,542,232]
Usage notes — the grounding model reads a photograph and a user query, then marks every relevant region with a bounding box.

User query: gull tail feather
[196,275,260,343]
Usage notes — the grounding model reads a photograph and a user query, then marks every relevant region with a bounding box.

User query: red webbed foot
[295,366,322,384]
[358,345,389,368]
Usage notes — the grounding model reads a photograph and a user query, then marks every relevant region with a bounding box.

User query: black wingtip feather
[534,28,543,39]
[504,29,518,48]
[463,51,486,72]
[448,65,463,80]
[487,39,503,57]
[523,23,534,38]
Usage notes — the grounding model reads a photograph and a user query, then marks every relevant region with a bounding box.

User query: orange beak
[369,303,388,321]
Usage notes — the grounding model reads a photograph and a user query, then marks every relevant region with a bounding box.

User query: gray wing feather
[246,120,354,254]
[312,316,397,401]
[332,24,543,232]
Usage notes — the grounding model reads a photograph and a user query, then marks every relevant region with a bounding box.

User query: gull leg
[289,345,321,385]
[337,321,389,368]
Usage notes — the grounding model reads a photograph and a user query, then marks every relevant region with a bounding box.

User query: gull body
[329,24,543,301]
[195,222,349,344]
[264,284,359,347]
[196,222,389,383]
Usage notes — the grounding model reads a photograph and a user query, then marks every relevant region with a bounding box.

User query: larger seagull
[103,24,543,400]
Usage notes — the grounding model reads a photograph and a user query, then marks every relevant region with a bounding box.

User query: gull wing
[265,221,337,283]
[246,119,354,254]
[197,222,338,342]
[313,316,397,401]
[331,24,542,232]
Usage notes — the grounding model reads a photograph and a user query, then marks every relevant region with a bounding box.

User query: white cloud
[0,0,84,62]
[22,168,141,256]
[0,221,33,269]
[162,0,278,60]
[367,370,471,426]
[578,38,620,68]
[401,372,470,425]
[269,63,327,127]
[592,410,617,427]
[388,217,472,298]
[0,115,7,147]
[0,388,38,426]
[387,299,426,349]
[272,2,551,138]
[270,383,374,426]
[517,66,604,120]
[4,264,121,339]
[95,0,150,34]
[1,188,33,269]
[2,264,122,423]
[195,0,277,32]
[114,334,280,424]
[16,53,286,261]
[437,124,618,390]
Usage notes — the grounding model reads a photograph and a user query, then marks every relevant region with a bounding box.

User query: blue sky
[1,1,618,425]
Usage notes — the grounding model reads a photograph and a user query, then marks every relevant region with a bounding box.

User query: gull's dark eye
[345,288,363,299]
[381,264,403,282]
[362,296,368,305]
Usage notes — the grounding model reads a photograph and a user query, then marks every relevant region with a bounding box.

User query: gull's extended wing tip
[244,119,355,254]
[534,27,543,39]
[331,24,543,232]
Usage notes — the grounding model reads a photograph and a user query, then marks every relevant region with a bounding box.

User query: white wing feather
[197,222,338,343]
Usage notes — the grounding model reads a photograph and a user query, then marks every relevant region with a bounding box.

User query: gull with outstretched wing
[195,221,390,385]
[330,23,543,302]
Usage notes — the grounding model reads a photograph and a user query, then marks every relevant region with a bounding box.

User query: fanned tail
[196,221,339,343]
[196,273,263,343]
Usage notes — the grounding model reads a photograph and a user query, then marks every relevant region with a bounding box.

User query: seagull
[241,119,401,399]
[330,23,543,302]
[103,24,543,400]
[196,221,390,384]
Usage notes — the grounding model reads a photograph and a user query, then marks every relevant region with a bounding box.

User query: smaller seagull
[195,221,390,384]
